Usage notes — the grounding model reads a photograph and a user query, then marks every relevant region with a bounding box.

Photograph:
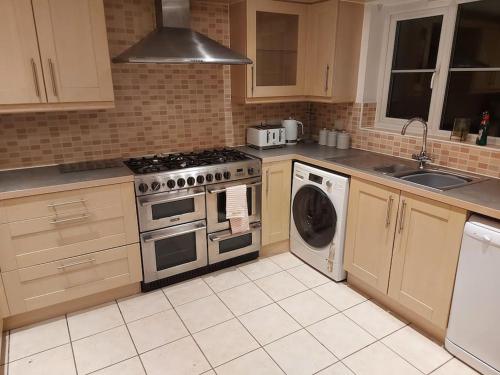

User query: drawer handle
[48,58,58,97]
[398,199,407,233]
[48,199,86,208]
[143,223,206,243]
[30,58,41,99]
[385,196,394,227]
[50,213,90,224]
[57,258,96,270]
[209,222,261,242]
[208,182,262,195]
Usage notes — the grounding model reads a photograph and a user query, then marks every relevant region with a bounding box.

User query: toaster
[247,125,286,150]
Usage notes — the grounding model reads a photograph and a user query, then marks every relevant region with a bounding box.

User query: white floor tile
[203,267,250,292]
[286,264,330,288]
[278,290,338,326]
[313,282,366,311]
[72,325,136,375]
[127,310,189,353]
[343,300,406,339]
[431,359,480,375]
[163,278,213,307]
[92,357,146,375]
[308,314,375,359]
[382,326,452,374]
[217,282,272,316]
[238,259,282,280]
[8,344,75,375]
[316,362,355,375]
[269,252,303,270]
[239,304,301,345]
[202,371,216,375]
[343,342,421,375]
[215,348,284,375]
[193,319,259,367]
[67,302,124,341]
[141,336,211,375]
[9,316,70,362]
[255,271,307,301]
[118,290,171,323]
[176,294,233,333]
[265,329,337,375]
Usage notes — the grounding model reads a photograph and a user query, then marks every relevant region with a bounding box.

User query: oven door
[137,187,206,232]
[207,222,261,264]
[141,220,208,283]
[206,177,261,233]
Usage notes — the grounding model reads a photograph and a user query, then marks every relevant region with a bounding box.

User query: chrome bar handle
[48,58,58,97]
[325,64,330,92]
[57,258,96,270]
[30,58,41,99]
[144,223,206,243]
[251,65,254,95]
[208,182,262,195]
[385,196,394,227]
[398,199,407,233]
[48,199,86,208]
[139,190,205,206]
[266,170,270,196]
[209,223,261,242]
[50,213,90,224]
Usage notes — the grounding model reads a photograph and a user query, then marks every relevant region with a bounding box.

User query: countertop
[239,144,500,220]
[0,162,134,200]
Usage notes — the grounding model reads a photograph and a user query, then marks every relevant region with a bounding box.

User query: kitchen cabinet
[344,178,466,332]
[0,0,114,114]
[261,160,292,246]
[230,0,363,104]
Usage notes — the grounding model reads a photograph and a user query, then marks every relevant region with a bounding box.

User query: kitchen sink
[395,170,473,190]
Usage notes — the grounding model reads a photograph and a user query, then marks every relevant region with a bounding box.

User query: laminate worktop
[239,144,500,220]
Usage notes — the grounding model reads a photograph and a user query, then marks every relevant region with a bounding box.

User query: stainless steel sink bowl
[396,170,472,190]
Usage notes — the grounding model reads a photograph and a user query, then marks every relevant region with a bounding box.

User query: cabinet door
[305,0,338,98]
[247,0,307,98]
[32,0,113,103]
[0,0,47,105]
[388,193,466,329]
[344,178,400,293]
[262,161,292,246]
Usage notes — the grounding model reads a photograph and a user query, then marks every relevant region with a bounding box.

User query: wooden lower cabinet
[344,178,467,334]
[261,160,292,246]
[2,243,142,315]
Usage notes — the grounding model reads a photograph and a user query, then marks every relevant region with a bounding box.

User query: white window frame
[374,0,500,145]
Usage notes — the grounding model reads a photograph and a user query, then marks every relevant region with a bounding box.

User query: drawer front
[0,183,139,271]
[2,243,142,315]
[1,184,127,223]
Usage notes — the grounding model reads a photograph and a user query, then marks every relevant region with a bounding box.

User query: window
[377,0,500,142]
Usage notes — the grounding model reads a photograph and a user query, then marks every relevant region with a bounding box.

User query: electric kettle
[282,118,304,145]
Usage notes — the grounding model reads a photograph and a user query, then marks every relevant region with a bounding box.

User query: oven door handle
[209,222,261,242]
[139,189,205,207]
[143,223,207,243]
[207,182,262,195]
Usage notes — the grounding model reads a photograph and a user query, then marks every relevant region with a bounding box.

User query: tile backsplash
[0,0,306,170]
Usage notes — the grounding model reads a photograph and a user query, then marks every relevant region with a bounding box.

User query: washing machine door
[292,185,337,249]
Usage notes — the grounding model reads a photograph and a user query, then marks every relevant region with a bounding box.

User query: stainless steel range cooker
[124,149,262,290]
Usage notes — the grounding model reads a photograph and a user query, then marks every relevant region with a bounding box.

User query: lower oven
[137,187,206,232]
[141,220,207,283]
[208,222,261,264]
[206,177,262,233]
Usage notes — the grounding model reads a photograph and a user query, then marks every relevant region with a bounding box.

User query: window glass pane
[155,232,197,271]
[440,71,500,137]
[151,199,194,220]
[256,11,298,86]
[451,0,500,68]
[219,234,253,254]
[386,72,434,120]
[392,16,443,70]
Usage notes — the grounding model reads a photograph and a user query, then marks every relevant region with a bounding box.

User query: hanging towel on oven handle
[225,184,250,234]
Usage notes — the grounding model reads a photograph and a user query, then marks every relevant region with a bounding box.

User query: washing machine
[290,162,349,281]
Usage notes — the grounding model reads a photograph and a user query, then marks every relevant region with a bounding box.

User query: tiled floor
[1,252,481,375]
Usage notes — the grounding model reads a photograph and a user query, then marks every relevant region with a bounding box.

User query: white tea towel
[226,184,249,233]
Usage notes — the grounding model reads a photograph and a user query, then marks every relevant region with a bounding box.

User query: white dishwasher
[446,215,500,375]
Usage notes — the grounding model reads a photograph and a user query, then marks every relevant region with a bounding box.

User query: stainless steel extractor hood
[113,0,252,65]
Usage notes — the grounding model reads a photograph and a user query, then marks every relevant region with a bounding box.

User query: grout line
[65,315,79,375]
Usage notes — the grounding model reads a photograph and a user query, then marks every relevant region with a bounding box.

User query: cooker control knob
[151,181,161,191]
[138,183,149,194]
[223,171,231,180]
[167,180,176,189]
[187,177,195,186]
[197,175,205,184]
[177,178,186,188]
[215,172,222,181]
[206,174,214,182]
[247,167,254,175]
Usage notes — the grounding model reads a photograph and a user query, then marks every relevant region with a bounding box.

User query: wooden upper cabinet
[0,0,114,113]
[0,0,47,105]
[32,0,114,104]
[388,193,466,329]
[344,178,400,294]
